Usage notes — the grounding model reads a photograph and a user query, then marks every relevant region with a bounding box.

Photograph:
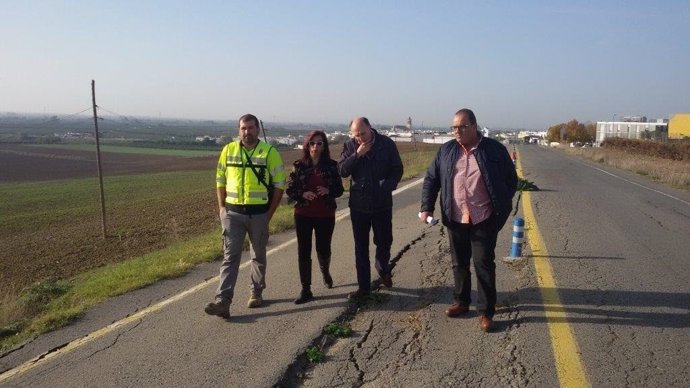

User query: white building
[595,120,667,145]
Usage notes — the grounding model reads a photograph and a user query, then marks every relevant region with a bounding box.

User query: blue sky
[1,1,688,129]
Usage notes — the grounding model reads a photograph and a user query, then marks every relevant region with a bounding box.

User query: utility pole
[91,80,107,239]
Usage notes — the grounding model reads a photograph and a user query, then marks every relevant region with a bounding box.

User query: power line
[14,107,93,130]
[96,105,129,119]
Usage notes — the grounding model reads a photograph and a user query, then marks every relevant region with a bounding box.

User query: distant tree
[329,133,349,145]
[546,120,595,143]
[584,123,596,142]
[198,137,216,146]
[546,123,565,142]
[565,119,588,142]
[17,132,32,142]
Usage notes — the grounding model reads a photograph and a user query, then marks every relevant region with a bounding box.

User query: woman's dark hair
[300,130,330,165]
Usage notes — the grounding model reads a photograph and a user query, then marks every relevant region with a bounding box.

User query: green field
[33,143,219,157]
[0,170,213,235]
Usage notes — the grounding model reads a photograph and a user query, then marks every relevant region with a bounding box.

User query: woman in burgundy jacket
[285,130,344,304]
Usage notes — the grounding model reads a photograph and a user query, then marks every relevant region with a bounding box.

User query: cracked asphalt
[299,217,537,387]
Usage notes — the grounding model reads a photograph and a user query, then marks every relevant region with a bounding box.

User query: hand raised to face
[356,141,373,157]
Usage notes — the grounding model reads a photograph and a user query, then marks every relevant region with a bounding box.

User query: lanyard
[241,144,257,167]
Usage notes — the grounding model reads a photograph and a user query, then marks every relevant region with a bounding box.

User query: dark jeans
[350,208,393,291]
[447,215,499,318]
[294,214,335,288]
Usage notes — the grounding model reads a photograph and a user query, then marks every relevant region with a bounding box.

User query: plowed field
[1,144,218,181]
[0,142,435,298]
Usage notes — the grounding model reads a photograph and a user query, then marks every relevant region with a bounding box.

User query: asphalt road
[2,144,689,387]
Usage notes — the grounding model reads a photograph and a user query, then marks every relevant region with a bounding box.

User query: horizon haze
[1,1,689,130]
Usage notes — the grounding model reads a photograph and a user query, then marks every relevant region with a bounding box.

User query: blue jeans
[350,208,393,291]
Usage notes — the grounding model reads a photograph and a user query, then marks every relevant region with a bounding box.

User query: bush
[20,278,72,316]
[602,138,690,161]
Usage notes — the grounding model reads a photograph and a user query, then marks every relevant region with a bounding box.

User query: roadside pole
[91,80,107,239]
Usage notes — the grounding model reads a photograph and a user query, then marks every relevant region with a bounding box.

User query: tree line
[545,120,596,143]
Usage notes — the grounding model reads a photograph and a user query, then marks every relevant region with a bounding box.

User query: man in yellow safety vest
[205,114,286,319]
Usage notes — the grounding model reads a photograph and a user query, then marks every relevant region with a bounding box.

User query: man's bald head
[350,116,373,144]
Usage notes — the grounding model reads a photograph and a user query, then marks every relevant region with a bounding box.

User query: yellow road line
[516,153,590,388]
[0,177,425,384]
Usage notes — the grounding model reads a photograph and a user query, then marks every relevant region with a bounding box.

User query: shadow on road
[528,254,626,260]
[513,287,690,328]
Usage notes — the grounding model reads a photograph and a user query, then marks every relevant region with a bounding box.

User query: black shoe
[294,289,314,304]
[348,288,370,299]
[204,301,230,319]
[322,272,333,289]
[380,273,393,288]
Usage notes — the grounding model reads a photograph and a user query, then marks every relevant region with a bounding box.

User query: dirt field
[0,142,437,297]
[0,144,218,181]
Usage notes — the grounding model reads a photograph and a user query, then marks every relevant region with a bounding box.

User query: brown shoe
[204,301,230,319]
[247,290,263,308]
[348,288,370,299]
[444,303,469,317]
[479,315,494,332]
[380,273,393,288]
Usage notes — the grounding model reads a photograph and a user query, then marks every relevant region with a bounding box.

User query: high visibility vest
[216,141,286,206]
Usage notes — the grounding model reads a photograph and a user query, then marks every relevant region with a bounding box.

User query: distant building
[422,135,454,144]
[595,119,668,145]
[271,134,298,146]
[668,113,690,139]
[621,115,647,123]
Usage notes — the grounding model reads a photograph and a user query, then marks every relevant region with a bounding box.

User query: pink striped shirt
[451,138,493,224]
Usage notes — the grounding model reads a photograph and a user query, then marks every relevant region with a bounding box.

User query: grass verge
[1,231,219,350]
[400,150,437,181]
[564,146,690,190]
[0,204,295,351]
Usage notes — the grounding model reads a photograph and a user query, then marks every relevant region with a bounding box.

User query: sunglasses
[309,141,324,147]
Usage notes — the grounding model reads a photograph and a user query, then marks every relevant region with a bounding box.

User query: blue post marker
[503,217,525,264]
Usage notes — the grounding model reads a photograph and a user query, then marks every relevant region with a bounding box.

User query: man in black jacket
[339,117,403,298]
[420,108,517,332]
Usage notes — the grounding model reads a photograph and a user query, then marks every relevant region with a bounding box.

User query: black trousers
[294,214,335,288]
[350,208,393,291]
[447,215,499,318]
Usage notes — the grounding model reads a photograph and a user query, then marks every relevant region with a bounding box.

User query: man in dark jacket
[339,117,403,298]
[420,108,517,332]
